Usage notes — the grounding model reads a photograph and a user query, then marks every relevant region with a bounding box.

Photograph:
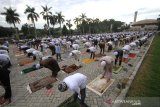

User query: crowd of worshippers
[0,31,155,107]
[14,31,153,61]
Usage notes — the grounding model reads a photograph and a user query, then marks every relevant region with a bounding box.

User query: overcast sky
[0,0,160,29]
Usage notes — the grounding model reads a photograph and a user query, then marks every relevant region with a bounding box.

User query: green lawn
[127,33,160,97]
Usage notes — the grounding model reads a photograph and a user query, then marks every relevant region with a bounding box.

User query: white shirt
[129,42,136,47]
[122,45,131,51]
[26,48,36,53]
[108,41,113,45]
[89,46,96,52]
[72,44,80,50]
[0,50,8,55]
[42,56,52,60]
[71,50,81,55]
[20,45,28,49]
[32,50,43,58]
[84,42,91,47]
[0,45,8,49]
[0,54,10,67]
[63,73,87,94]
[100,56,114,64]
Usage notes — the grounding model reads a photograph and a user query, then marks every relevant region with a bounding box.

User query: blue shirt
[55,45,61,53]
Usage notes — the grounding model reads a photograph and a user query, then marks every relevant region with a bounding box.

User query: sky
[0,0,160,29]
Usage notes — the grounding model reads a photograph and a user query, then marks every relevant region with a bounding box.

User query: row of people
[0,41,12,106]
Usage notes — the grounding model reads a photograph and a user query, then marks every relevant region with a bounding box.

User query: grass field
[127,33,160,97]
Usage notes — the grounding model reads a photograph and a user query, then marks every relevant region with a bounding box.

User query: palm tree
[24,5,39,38]
[86,18,93,34]
[66,19,72,35]
[74,17,80,28]
[79,13,87,23]
[56,12,65,28]
[1,7,20,39]
[49,15,57,29]
[93,18,100,33]
[40,5,52,35]
[79,13,87,34]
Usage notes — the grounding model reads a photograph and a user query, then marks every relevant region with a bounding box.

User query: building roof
[132,19,158,26]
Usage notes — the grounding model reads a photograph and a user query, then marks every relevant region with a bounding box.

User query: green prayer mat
[21,67,42,74]
[113,66,122,74]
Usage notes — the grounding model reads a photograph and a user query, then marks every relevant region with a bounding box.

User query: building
[130,19,158,31]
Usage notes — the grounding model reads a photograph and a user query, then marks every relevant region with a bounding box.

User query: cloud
[0,0,159,29]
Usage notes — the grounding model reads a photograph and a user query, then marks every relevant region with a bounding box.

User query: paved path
[0,38,152,107]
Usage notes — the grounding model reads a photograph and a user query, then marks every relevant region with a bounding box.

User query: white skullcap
[100,61,106,67]
[113,52,118,56]
[36,64,40,69]
[69,53,73,57]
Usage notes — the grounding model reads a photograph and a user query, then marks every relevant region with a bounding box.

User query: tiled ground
[0,38,152,107]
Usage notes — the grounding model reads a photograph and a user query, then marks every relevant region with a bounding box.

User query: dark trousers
[40,46,43,52]
[100,48,105,54]
[108,45,112,52]
[52,51,55,55]
[56,53,61,61]
[115,56,123,66]
[0,69,11,99]
[90,52,95,59]
[27,53,33,57]
[74,88,86,105]
[33,55,36,60]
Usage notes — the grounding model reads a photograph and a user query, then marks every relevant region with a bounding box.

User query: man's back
[63,73,87,92]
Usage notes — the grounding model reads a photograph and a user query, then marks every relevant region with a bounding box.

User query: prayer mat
[57,95,89,107]
[112,66,122,74]
[128,53,136,59]
[87,75,114,96]
[18,59,34,66]
[16,55,27,60]
[15,53,24,57]
[82,58,95,64]
[61,64,82,74]
[27,76,57,94]
[21,66,43,74]
[15,51,24,56]
[122,58,129,63]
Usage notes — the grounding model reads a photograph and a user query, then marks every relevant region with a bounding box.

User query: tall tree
[79,13,87,34]
[62,25,68,36]
[21,23,29,36]
[86,18,93,33]
[56,12,65,28]
[49,15,57,29]
[24,5,39,38]
[1,7,21,39]
[66,19,72,35]
[40,5,52,35]
[74,17,80,28]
